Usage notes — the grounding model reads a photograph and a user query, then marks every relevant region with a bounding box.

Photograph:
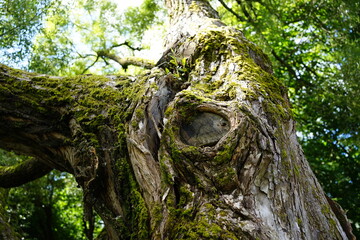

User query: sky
[113,0,143,9]
[110,0,165,61]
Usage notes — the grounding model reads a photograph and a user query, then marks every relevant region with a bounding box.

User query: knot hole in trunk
[180,112,230,147]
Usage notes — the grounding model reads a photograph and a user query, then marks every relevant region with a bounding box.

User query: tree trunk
[0,0,354,239]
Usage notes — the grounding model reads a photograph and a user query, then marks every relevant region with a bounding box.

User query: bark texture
[0,0,355,239]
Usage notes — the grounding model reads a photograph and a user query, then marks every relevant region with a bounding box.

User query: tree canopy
[0,0,359,238]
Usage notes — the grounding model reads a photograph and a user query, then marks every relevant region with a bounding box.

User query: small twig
[81,55,100,74]
[110,41,142,51]
[218,0,246,22]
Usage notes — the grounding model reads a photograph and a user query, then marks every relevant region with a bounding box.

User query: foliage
[27,0,163,76]
[0,150,103,239]
[1,0,163,75]
[216,0,360,236]
[0,0,55,67]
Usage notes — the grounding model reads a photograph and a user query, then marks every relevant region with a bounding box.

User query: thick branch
[0,158,52,188]
[0,63,155,239]
[97,51,155,69]
[92,41,154,70]
[0,64,74,171]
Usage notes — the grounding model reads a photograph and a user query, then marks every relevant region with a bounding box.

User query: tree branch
[110,41,142,51]
[0,64,77,172]
[271,49,314,88]
[96,51,155,70]
[217,0,246,22]
[77,41,154,71]
[81,55,100,74]
[0,158,53,188]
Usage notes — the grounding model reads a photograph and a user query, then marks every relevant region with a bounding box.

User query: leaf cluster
[0,0,54,67]
[0,149,103,239]
[1,0,164,76]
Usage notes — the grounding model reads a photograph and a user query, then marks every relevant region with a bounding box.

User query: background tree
[0,0,55,67]
[0,149,103,240]
[0,0,357,238]
[27,0,162,76]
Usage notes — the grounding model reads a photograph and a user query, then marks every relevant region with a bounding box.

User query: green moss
[213,147,233,165]
[150,203,163,231]
[296,217,303,227]
[321,204,331,215]
[166,201,238,239]
[214,167,236,191]
[281,149,288,159]
[114,157,151,239]
[178,186,194,206]
[159,157,175,185]
[328,218,337,229]
[130,189,150,239]
[1,65,146,140]
[293,164,300,177]
[162,126,183,164]
[189,1,201,11]
[184,27,291,128]
[279,212,288,223]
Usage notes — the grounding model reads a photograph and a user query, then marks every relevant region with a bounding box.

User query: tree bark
[0,0,355,239]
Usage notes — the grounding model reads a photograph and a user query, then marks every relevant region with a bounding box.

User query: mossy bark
[0,0,355,239]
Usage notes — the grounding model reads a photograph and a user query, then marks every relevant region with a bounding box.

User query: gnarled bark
[0,0,355,239]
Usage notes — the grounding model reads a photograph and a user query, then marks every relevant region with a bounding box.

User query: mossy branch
[0,158,52,188]
[0,64,73,169]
